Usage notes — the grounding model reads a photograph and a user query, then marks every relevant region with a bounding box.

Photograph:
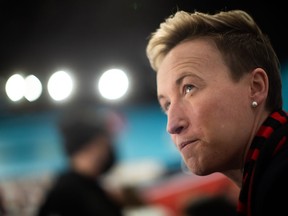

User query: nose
[166,104,188,134]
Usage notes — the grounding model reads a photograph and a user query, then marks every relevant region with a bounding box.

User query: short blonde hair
[146,10,282,111]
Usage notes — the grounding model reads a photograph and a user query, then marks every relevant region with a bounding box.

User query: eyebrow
[157,72,203,102]
[176,72,203,85]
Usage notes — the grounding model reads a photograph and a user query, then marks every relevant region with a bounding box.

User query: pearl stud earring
[252,101,258,108]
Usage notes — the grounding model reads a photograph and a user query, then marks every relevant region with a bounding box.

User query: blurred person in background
[36,106,140,216]
[0,187,6,216]
[146,9,288,216]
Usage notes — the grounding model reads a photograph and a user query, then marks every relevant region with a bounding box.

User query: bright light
[24,75,42,102]
[5,74,25,102]
[98,68,129,100]
[47,71,74,101]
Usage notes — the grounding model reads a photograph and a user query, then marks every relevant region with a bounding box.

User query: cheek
[201,85,249,120]
[194,92,246,137]
[194,97,224,126]
[199,93,252,150]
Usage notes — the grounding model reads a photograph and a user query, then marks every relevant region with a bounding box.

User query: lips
[178,139,198,151]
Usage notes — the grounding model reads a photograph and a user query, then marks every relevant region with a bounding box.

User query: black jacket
[237,110,288,216]
[36,170,123,216]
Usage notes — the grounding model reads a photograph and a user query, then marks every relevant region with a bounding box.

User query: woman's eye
[163,102,170,113]
[184,85,194,94]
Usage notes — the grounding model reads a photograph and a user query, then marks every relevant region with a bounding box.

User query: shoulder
[36,172,88,216]
[252,124,288,215]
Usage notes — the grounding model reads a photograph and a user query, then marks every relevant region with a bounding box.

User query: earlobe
[250,68,269,105]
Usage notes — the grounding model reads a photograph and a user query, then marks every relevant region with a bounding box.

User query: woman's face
[157,39,255,175]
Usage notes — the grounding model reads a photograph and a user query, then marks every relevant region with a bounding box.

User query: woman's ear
[250,68,269,104]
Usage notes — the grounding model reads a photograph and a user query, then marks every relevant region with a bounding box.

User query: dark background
[0,2,286,214]
[0,0,287,113]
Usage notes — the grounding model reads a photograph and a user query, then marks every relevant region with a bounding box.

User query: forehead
[157,39,228,84]
[161,39,223,68]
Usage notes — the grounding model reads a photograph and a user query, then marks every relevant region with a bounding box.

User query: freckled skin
[157,39,257,176]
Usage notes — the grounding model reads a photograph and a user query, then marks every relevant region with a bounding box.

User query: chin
[186,161,213,176]
[190,168,210,176]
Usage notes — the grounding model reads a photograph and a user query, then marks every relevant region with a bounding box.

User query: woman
[146,9,288,216]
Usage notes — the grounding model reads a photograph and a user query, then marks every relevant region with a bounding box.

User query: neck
[241,107,270,171]
[223,108,271,188]
[222,169,243,188]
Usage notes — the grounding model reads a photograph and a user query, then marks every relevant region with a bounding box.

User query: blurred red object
[140,172,240,216]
